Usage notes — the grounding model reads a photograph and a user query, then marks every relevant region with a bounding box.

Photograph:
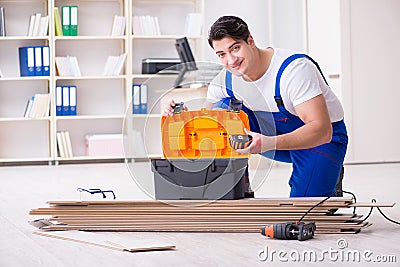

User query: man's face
[212,36,254,77]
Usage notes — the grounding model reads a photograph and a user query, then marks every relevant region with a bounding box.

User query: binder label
[42,46,50,76]
[34,46,43,76]
[69,86,77,116]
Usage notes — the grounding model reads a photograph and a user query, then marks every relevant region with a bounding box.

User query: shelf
[132,74,177,79]
[132,35,201,40]
[128,154,162,159]
[55,36,127,41]
[134,0,197,3]
[130,114,161,118]
[0,36,50,41]
[55,115,125,121]
[0,0,45,3]
[147,154,162,159]
[55,156,125,161]
[0,157,52,163]
[0,76,51,82]
[55,75,127,81]
[54,0,124,2]
[0,117,51,122]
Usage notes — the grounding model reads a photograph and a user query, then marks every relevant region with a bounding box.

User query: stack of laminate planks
[29,197,392,234]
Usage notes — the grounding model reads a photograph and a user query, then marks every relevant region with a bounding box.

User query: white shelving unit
[0,0,205,164]
[127,0,205,161]
[0,0,51,162]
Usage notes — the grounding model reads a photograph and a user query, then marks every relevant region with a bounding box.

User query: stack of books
[111,15,126,36]
[56,131,73,158]
[103,53,126,76]
[132,15,160,36]
[24,93,50,118]
[0,7,5,37]
[27,13,49,37]
[183,13,202,37]
[54,7,63,36]
[55,56,81,76]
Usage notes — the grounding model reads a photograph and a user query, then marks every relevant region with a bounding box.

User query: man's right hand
[162,99,187,116]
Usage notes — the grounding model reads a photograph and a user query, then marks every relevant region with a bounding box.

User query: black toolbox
[151,158,248,200]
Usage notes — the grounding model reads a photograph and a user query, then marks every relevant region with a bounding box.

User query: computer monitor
[174,37,198,88]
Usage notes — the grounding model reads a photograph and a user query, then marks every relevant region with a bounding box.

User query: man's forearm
[274,121,332,151]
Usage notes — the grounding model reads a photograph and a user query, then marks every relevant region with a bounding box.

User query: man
[165,16,347,197]
[208,15,348,197]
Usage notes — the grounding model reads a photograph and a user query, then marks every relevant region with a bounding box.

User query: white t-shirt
[207,48,344,123]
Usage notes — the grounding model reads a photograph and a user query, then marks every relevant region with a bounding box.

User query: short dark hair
[208,16,250,48]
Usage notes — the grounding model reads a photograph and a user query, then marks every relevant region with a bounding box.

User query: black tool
[172,102,185,114]
[260,222,316,241]
[228,99,243,113]
[229,134,252,149]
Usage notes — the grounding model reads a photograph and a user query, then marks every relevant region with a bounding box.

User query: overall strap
[274,54,329,109]
[225,71,235,98]
[225,71,260,132]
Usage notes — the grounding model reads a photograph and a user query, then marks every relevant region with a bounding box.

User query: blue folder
[19,46,35,76]
[140,84,148,114]
[69,86,77,116]
[42,46,50,76]
[34,46,43,76]
[56,86,62,116]
[132,84,141,114]
[62,86,70,115]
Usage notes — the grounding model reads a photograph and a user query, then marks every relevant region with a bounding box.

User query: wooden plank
[40,224,370,234]
[46,197,354,207]
[37,217,372,229]
[349,202,396,207]
[50,214,359,222]
[29,197,373,234]
[29,208,333,215]
[48,222,369,230]
[33,207,334,213]
[49,220,365,227]
[33,232,176,252]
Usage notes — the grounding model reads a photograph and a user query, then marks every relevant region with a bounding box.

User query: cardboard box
[85,134,124,157]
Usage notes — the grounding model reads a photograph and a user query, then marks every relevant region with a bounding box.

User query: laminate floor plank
[1,162,399,267]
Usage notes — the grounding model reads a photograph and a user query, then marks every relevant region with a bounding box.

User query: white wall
[203,0,270,62]
[204,0,306,61]
[204,0,400,163]
[268,0,306,52]
[345,0,400,162]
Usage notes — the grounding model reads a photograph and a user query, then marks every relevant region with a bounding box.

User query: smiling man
[206,15,348,197]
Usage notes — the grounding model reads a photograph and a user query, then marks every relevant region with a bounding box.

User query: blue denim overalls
[215,54,348,197]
